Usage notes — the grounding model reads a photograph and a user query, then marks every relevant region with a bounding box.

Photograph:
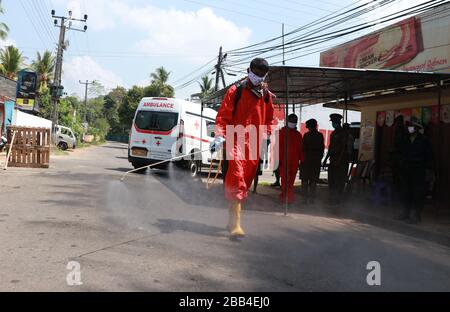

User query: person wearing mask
[279,114,304,204]
[395,120,432,224]
[323,114,350,205]
[210,58,274,238]
[301,119,324,204]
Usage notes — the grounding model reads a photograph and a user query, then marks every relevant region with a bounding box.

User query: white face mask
[408,126,416,134]
[248,70,267,86]
[288,122,297,129]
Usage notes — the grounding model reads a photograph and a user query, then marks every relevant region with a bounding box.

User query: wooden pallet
[5,126,51,169]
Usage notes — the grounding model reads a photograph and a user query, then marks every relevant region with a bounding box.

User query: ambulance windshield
[135,111,179,132]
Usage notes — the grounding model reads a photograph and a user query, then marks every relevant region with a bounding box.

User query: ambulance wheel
[189,159,200,178]
[132,162,147,173]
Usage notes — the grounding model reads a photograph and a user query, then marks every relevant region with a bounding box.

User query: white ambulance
[128,97,218,176]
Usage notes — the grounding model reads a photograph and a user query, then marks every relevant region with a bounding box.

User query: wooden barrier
[5,126,51,168]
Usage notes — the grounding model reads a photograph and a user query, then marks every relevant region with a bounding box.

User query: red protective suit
[215,80,274,202]
[279,126,304,204]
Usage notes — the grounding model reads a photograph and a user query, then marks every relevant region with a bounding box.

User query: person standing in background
[323,114,350,205]
[279,114,304,204]
[301,119,325,204]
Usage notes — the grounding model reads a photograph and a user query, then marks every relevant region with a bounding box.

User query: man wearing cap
[301,118,325,204]
[279,113,304,204]
[210,58,274,237]
[395,120,432,224]
[323,113,350,205]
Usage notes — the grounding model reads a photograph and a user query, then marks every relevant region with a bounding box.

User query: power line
[225,0,370,55]
[18,0,47,48]
[181,0,297,26]
[224,0,441,65]
[28,0,55,45]
[34,0,58,43]
[217,0,326,18]
[247,0,335,14]
[226,0,449,67]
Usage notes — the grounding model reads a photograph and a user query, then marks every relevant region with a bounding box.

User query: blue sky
[0,0,428,99]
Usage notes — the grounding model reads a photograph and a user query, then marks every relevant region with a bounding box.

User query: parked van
[54,125,76,150]
[128,97,218,176]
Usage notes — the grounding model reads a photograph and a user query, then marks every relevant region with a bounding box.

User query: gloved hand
[210,136,225,153]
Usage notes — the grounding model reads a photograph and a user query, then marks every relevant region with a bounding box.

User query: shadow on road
[153,219,225,237]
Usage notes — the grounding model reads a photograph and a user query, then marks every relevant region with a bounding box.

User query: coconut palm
[150,66,170,86]
[198,75,213,99]
[0,1,9,40]
[31,50,55,91]
[149,66,174,97]
[0,45,24,79]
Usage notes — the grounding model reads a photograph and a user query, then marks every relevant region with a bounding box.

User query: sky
[0,0,431,99]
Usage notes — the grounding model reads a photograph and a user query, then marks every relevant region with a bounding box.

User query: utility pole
[214,46,227,92]
[50,9,88,140]
[79,80,95,123]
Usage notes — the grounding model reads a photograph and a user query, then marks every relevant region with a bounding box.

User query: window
[206,121,215,138]
[135,111,179,132]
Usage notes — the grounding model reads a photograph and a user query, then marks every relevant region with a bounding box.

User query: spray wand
[120,148,210,182]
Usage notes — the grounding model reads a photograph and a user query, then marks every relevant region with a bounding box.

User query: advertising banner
[320,4,450,73]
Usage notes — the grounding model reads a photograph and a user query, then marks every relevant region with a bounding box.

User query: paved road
[1,142,450,291]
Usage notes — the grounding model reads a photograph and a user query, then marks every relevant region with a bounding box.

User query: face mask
[332,122,340,129]
[248,70,267,86]
[407,126,416,134]
[288,122,297,129]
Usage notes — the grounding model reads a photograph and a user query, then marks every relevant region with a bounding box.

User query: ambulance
[128,97,218,176]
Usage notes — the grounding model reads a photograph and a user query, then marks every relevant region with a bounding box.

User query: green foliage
[31,50,55,92]
[198,75,213,99]
[0,45,24,79]
[103,86,126,135]
[0,1,9,41]
[118,85,144,130]
[35,65,177,144]
[148,66,174,97]
[36,89,52,120]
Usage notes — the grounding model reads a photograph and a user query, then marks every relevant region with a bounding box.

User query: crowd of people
[267,112,353,206]
[209,57,432,238]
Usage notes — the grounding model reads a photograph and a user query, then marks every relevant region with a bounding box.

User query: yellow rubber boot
[227,205,234,232]
[229,202,245,237]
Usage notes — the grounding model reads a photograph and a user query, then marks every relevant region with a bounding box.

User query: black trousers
[328,162,348,202]
[402,168,426,218]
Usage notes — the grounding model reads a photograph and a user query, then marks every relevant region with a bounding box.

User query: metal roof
[203,66,450,108]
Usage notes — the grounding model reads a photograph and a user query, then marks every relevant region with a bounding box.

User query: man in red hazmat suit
[279,114,304,204]
[210,58,274,238]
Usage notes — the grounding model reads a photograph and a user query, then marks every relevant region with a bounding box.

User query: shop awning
[202,66,450,109]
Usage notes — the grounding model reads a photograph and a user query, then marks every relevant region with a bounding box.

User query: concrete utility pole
[50,9,88,139]
[214,46,227,92]
[79,80,95,123]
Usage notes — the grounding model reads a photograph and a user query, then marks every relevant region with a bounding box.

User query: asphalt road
[1,142,450,291]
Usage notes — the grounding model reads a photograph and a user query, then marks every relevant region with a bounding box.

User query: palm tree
[150,66,170,86]
[149,66,174,97]
[0,45,24,79]
[198,75,213,99]
[31,50,55,91]
[0,1,9,40]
